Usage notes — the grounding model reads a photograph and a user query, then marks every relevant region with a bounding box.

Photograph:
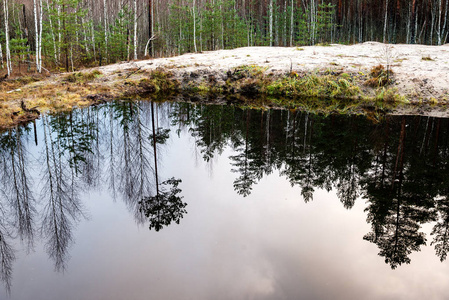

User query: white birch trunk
[290,0,294,46]
[406,2,411,43]
[70,43,74,71]
[221,3,225,48]
[91,17,96,60]
[283,0,287,46]
[151,0,154,56]
[415,7,419,43]
[82,16,89,55]
[310,0,316,44]
[442,0,449,44]
[193,0,197,52]
[3,0,11,75]
[38,0,43,72]
[430,1,436,44]
[269,0,273,46]
[199,7,203,52]
[33,0,39,72]
[0,42,3,69]
[133,0,137,60]
[383,0,389,43]
[437,0,443,45]
[103,0,108,60]
[57,4,61,60]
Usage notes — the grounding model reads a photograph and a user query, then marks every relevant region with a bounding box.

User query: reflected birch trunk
[0,129,35,250]
[0,224,14,293]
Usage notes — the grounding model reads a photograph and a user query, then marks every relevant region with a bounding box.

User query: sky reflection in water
[1,101,449,299]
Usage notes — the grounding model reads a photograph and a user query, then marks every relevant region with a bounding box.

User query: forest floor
[1,42,449,128]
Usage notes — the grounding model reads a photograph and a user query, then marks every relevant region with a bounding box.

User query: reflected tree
[112,101,153,223]
[363,117,437,269]
[171,103,238,164]
[0,126,36,292]
[230,110,264,197]
[0,224,14,293]
[281,112,316,202]
[49,111,96,175]
[139,178,186,231]
[40,116,85,271]
[363,195,428,269]
[140,102,186,231]
[78,107,102,188]
[0,128,35,250]
[431,197,449,261]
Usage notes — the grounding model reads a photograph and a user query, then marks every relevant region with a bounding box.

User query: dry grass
[0,69,111,128]
[365,65,394,87]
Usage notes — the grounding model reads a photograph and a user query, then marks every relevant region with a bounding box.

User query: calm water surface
[1,101,449,299]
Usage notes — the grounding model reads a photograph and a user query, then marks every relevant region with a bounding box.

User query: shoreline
[1,42,449,128]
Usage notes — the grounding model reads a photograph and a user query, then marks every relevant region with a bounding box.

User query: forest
[0,0,448,75]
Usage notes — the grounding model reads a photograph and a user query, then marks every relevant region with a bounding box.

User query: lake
[1,101,449,300]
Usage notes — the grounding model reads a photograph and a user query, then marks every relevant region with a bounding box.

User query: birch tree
[103,0,108,63]
[38,0,43,71]
[269,0,273,46]
[193,0,197,52]
[0,43,3,70]
[436,0,448,45]
[3,0,12,76]
[289,0,294,46]
[133,0,137,60]
[383,0,389,43]
[33,0,40,72]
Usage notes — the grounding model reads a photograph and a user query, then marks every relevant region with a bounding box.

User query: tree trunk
[63,4,68,72]
[311,0,316,44]
[193,0,197,52]
[3,0,12,76]
[33,0,39,72]
[45,0,58,64]
[38,0,43,72]
[437,0,443,45]
[269,0,273,46]
[0,42,3,70]
[411,0,417,43]
[103,0,108,63]
[133,0,138,60]
[383,0,389,43]
[57,3,61,61]
[443,0,449,44]
[151,101,159,193]
[290,0,294,46]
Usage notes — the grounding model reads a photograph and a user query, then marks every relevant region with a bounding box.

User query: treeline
[0,0,448,74]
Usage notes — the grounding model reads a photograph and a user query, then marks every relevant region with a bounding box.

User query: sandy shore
[99,42,449,103]
[2,42,449,128]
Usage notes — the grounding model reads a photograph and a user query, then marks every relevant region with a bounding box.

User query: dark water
[1,101,449,299]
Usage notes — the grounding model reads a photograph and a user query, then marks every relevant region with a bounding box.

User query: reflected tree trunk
[41,116,84,271]
[0,226,14,293]
[151,101,159,194]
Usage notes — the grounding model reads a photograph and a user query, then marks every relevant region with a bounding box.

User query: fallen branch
[23,60,52,74]
[21,100,40,115]
[6,88,21,94]
[125,66,143,79]
[144,35,157,57]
